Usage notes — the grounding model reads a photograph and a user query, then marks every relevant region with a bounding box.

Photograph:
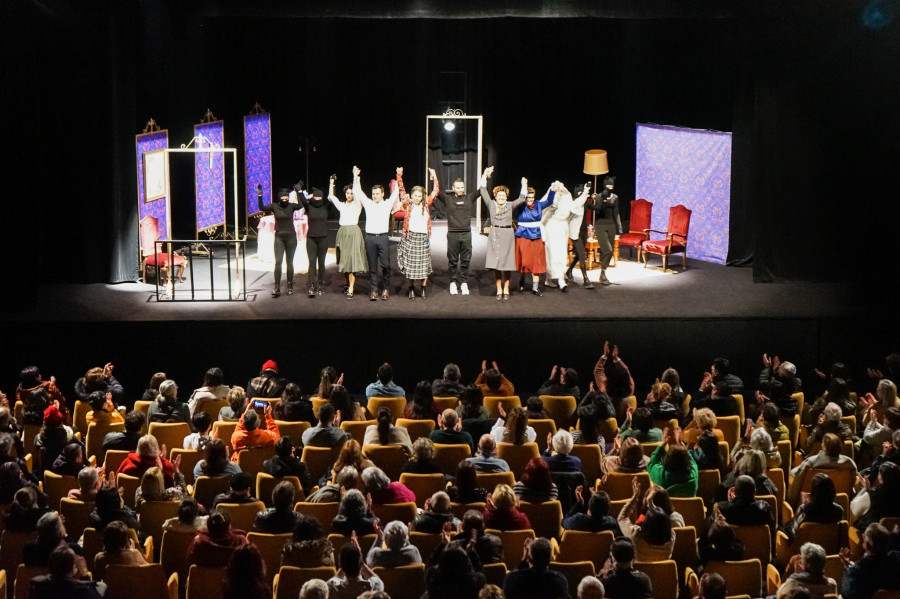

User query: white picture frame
[144,149,168,202]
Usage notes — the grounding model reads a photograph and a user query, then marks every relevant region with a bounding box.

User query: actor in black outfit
[297,183,331,297]
[437,178,480,295]
[580,175,621,286]
[257,184,302,297]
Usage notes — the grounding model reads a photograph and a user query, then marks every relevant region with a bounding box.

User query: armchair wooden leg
[178,264,185,282]
[662,254,668,270]
[682,253,687,270]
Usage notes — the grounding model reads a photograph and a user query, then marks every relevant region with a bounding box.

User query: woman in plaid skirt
[479,166,528,300]
[397,167,439,299]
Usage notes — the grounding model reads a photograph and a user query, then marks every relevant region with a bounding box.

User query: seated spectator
[483,483,531,531]
[412,491,459,534]
[141,372,167,402]
[332,488,379,536]
[647,427,698,497]
[860,379,899,429]
[366,363,406,400]
[230,403,280,461]
[601,436,648,477]
[213,472,259,507]
[863,407,900,456]
[683,408,724,447]
[618,477,676,561]
[253,480,300,534]
[147,379,191,425]
[853,462,900,530]
[364,407,413,456]
[717,449,778,502]
[403,381,440,422]
[102,410,145,453]
[162,496,208,533]
[593,342,636,422]
[0,408,23,458]
[577,389,617,428]
[281,513,335,567]
[325,439,374,487]
[402,438,444,475]
[246,360,287,400]
[0,461,43,504]
[187,367,230,418]
[187,509,250,567]
[805,402,856,452]
[758,354,802,417]
[136,465,186,507]
[31,546,102,599]
[542,429,582,473]
[598,536,653,599]
[301,403,350,449]
[433,363,466,398]
[715,474,776,528]
[93,520,148,579]
[273,382,316,426]
[865,429,900,487]
[841,523,900,599]
[447,460,488,504]
[644,381,678,421]
[299,580,329,599]
[16,366,67,417]
[733,421,782,468]
[327,540,384,599]
[475,361,516,398]
[425,539,486,599]
[89,484,140,532]
[305,465,359,504]
[618,407,663,443]
[539,365,582,400]
[810,377,856,423]
[465,434,510,474]
[780,473,844,543]
[84,390,124,427]
[524,396,550,420]
[503,537,569,599]
[183,412,213,450]
[23,388,53,427]
[223,544,271,599]
[362,466,416,504]
[789,433,857,505]
[366,520,421,567]
[689,429,724,472]
[430,409,475,453]
[645,485,685,527]
[262,436,313,495]
[513,458,558,502]
[4,486,49,532]
[577,576,606,599]
[690,380,740,419]
[74,363,124,406]
[753,402,791,443]
[24,512,84,567]
[34,405,75,472]
[778,542,838,599]
[491,405,536,446]
[453,509,503,565]
[194,438,242,481]
[49,442,85,478]
[698,572,728,599]
[117,434,175,486]
[218,386,247,421]
[328,384,367,422]
[660,368,688,416]
[698,521,743,571]
[562,487,622,535]
[458,385,491,421]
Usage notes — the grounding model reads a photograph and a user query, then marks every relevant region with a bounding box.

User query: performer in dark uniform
[257,184,302,297]
[296,184,330,298]
[436,178,481,296]
[580,175,622,286]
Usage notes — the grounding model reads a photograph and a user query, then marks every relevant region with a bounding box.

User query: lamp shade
[583,149,609,176]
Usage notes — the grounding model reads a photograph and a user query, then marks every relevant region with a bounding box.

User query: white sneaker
[460,283,469,296]
[449,282,458,295]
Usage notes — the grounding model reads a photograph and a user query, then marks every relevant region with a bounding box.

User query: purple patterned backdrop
[244,113,272,218]
[135,130,169,240]
[194,121,226,231]
[635,123,732,265]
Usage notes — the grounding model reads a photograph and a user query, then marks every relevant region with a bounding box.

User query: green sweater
[647,444,699,498]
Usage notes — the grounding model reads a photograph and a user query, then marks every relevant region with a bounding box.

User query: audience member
[363,406,413,455]
[475,360,516,397]
[246,360,287,399]
[302,403,350,448]
[431,409,476,452]
[262,436,314,494]
[433,363,466,398]
[327,538,385,599]
[188,367,230,418]
[598,537,653,599]
[93,520,148,580]
[466,434,510,473]
[223,544,271,599]
[186,508,250,567]
[194,438,242,480]
[102,410,145,452]
[402,437,444,474]
[365,519,422,567]
[213,472,259,507]
[147,379,190,425]
[281,513,335,567]
[412,491,459,533]
[273,382,316,425]
[366,362,406,399]
[253,480,300,534]
[230,403,280,460]
[503,537,569,599]
[483,483,531,531]
[332,488,379,536]
[562,487,622,535]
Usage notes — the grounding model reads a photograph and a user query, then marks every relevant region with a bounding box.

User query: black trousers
[568,237,587,274]
[365,233,390,292]
[594,222,616,270]
[447,230,472,284]
[306,235,328,286]
[273,231,297,284]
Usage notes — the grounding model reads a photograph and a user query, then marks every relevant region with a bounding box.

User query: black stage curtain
[4,1,898,296]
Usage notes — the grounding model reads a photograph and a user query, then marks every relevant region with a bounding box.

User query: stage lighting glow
[443,120,456,131]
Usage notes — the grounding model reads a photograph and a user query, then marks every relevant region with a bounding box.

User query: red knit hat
[261,360,278,372]
[43,405,63,427]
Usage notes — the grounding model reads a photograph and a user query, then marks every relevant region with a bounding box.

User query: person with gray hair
[806,401,856,451]
[577,576,605,599]
[433,363,466,397]
[23,512,85,569]
[361,466,416,505]
[115,434,177,486]
[299,579,329,599]
[412,490,460,533]
[776,542,838,599]
[841,523,900,599]
[757,353,802,416]
[306,465,359,503]
[365,520,422,567]
[465,434,511,473]
[503,537,569,599]
[332,488,379,536]
[542,429,582,473]
[67,466,101,501]
[148,379,191,425]
[430,408,475,452]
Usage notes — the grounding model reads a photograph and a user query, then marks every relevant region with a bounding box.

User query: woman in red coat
[483,483,531,531]
[116,435,176,487]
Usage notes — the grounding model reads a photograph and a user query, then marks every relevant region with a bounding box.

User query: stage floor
[6,221,854,324]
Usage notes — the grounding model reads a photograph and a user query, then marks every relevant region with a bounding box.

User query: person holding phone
[257,184,303,297]
[230,401,281,461]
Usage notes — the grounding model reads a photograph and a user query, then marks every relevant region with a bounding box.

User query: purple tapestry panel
[136,131,169,240]
[244,113,272,218]
[194,121,226,231]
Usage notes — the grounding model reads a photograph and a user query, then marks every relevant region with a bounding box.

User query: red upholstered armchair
[642,204,692,271]
[618,199,653,261]
[140,215,185,284]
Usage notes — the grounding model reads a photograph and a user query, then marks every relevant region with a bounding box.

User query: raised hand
[546,432,554,452]
[429,168,437,180]
[603,341,611,359]
[521,177,528,188]
[396,166,403,176]
[337,373,345,386]
[575,485,584,505]
[762,353,772,369]
[631,475,641,497]
[485,166,495,178]
[352,166,361,177]
[256,184,263,194]
[498,402,507,419]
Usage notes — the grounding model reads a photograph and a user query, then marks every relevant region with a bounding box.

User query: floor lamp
[583,149,609,227]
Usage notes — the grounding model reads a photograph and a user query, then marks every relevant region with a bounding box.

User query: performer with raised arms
[328,175,368,299]
[436,175,481,296]
[479,166,527,300]
[396,167,439,300]
[294,183,330,298]
[352,166,401,301]
[514,182,558,296]
[256,184,302,297]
